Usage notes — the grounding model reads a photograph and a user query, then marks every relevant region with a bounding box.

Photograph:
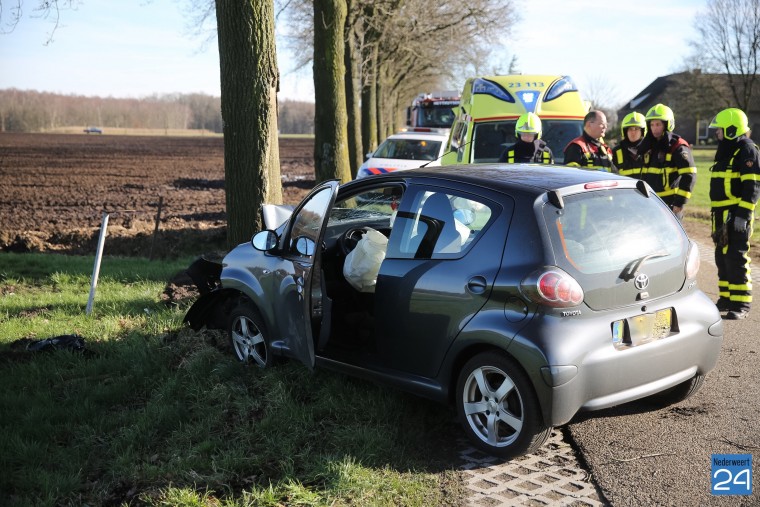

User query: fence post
[149,195,164,260]
[86,211,109,315]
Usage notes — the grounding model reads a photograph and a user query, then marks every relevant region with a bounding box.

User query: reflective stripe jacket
[640,132,696,207]
[563,132,613,171]
[498,139,554,164]
[612,138,644,176]
[709,136,760,220]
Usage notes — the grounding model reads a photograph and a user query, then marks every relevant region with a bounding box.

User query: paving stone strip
[459,430,606,506]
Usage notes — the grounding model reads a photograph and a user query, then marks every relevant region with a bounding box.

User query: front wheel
[456,351,551,458]
[228,304,273,368]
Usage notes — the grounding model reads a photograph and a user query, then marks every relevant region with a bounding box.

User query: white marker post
[86,212,109,315]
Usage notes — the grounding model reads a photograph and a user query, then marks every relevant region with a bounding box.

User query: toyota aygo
[185,164,723,458]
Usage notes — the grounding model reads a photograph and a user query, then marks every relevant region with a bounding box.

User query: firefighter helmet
[620,112,647,138]
[709,108,750,140]
[515,112,542,139]
[645,104,675,132]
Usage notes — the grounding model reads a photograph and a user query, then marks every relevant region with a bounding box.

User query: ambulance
[441,75,590,165]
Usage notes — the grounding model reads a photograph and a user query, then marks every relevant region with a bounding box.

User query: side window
[388,188,493,260]
[449,121,468,163]
[473,122,513,163]
[288,187,333,257]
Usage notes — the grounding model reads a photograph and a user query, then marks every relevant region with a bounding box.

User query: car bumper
[509,291,724,427]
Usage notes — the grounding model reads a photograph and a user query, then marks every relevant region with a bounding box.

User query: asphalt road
[568,239,759,506]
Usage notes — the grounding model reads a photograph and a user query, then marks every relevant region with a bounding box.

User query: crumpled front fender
[183,289,236,330]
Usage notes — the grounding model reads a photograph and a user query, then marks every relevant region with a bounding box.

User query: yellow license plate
[612,308,672,349]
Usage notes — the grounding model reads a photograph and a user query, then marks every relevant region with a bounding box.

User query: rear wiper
[620,252,669,281]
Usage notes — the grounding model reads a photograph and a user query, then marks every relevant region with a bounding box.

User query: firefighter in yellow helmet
[612,112,646,175]
[640,103,697,220]
[709,107,760,320]
[498,112,554,163]
[563,110,613,171]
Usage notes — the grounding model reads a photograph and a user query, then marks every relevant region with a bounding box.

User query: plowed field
[0,133,315,258]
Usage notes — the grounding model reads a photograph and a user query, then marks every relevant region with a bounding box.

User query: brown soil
[0,133,315,258]
[0,132,752,265]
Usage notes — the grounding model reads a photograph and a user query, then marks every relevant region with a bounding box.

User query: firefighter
[709,107,760,320]
[563,110,613,171]
[498,112,554,164]
[612,112,646,176]
[639,104,696,220]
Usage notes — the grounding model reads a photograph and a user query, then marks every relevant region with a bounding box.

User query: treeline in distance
[0,89,315,134]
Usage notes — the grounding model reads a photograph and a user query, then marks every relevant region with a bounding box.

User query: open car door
[273,180,339,368]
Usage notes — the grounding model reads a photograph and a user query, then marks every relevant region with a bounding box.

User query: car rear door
[373,183,512,378]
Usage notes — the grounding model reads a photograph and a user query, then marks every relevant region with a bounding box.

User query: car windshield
[545,188,686,275]
[373,138,442,161]
[471,119,584,164]
[417,107,456,128]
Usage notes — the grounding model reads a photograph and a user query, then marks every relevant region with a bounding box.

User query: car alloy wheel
[228,305,271,367]
[457,352,550,458]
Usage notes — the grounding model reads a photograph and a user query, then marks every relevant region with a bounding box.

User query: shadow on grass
[0,326,466,507]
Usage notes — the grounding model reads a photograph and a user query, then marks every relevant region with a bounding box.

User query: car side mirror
[252,230,278,251]
[295,236,316,256]
[365,151,373,160]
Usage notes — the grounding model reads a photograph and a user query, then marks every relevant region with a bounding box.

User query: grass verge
[0,253,465,507]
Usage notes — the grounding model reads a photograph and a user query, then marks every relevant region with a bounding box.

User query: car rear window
[544,188,686,275]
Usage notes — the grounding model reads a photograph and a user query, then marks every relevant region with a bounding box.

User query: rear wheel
[647,373,705,406]
[456,351,551,459]
[228,304,272,367]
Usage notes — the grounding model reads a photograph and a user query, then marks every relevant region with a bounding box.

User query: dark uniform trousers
[710,138,760,311]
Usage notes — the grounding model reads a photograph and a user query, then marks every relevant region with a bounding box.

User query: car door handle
[467,276,487,294]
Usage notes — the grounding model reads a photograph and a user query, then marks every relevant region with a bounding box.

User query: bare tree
[690,0,760,111]
[216,0,282,247]
[0,0,76,43]
[313,0,351,183]
[282,0,519,147]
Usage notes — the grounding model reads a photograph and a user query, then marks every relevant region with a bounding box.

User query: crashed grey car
[185,165,723,458]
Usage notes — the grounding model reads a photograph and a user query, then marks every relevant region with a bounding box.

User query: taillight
[685,240,700,279]
[521,268,584,308]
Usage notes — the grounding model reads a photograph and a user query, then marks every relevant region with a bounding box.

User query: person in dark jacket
[612,112,646,176]
[498,112,554,164]
[709,107,760,320]
[639,103,696,220]
[563,110,613,171]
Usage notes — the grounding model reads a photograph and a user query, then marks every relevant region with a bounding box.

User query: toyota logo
[634,273,650,290]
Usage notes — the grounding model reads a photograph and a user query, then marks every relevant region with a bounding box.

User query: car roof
[345,164,635,196]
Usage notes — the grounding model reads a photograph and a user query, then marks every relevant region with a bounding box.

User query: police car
[356,130,448,179]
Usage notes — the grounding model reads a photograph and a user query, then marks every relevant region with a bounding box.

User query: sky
[0,0,707,107]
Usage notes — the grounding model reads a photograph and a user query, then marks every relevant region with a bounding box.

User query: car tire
[228,304,273,367]
[647,373,705,406]
[456,351,551,458]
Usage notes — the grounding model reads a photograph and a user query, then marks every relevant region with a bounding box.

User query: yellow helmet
[645,103,675,132]
[515,112,542,139]
[709,108,750,140]
[620,112,647,138]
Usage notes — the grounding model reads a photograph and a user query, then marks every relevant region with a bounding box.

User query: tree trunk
[344,3,363,178]
[215,0,282,248]
[361,44,378,156]
[313,0,351,184]
[376,69,384,144]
